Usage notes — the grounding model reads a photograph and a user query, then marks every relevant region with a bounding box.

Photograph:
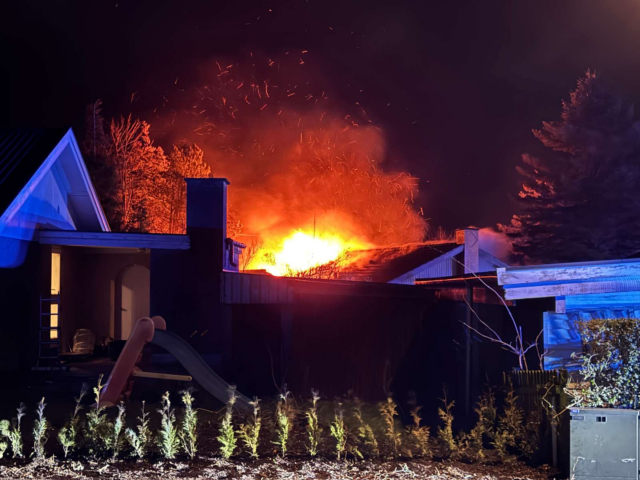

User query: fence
[503,369,569,472]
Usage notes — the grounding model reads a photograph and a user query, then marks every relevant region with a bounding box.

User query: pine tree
[502,71,640,263]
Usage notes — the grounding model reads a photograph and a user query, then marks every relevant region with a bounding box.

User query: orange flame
[247,228,371,277]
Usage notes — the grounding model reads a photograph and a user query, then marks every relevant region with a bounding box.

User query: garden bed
[0,457,555,480]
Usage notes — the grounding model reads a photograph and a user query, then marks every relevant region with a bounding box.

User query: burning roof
[342,242,461,283]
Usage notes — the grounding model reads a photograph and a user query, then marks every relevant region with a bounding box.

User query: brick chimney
[455,227,479,274]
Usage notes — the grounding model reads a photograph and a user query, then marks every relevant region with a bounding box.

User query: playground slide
[150,329,252,411]
[100,316,251,410]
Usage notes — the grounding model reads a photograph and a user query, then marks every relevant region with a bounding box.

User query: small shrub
[239,397,261,458]
[125,401,151,459]
[273,389,294,457]
[111,402,126,459]
[0,403,26,458]
[86,374,113,455]
[407,401,431,459]
[353,398,379,458]
[379,395,401,458]
[492,386,524,461]
[0,440,7,459]
[180,389,198,459]
[32,398,49,460]
[217,386,237,459]
[437,392,457,457]
[58,385,88,458]
[569,318,640,408]
[459,389,496,462]
[329,402,347,460]
[305,389,321,457]
[158,391,180,459]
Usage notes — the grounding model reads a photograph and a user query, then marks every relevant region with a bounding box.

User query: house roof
[345,242,462,283]
[0,128,69,219]
[39,230,190,250]
[0,128,110,238]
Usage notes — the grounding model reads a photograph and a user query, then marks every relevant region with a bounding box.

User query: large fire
[247,229,371,277]
[155,53,428,276]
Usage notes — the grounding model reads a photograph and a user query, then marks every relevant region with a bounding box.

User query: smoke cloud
[149,53,427,248]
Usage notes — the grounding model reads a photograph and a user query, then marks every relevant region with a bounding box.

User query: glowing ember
[248,229,370,277]
[157,52,428,277]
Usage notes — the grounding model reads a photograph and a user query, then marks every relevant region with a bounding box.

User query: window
[50,249,61,340]
[51,251,61,296]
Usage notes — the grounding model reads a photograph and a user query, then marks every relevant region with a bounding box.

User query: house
[0,128,190,372]
[344,228,508,284]
[2,127,520,410]
[497,259,640,370]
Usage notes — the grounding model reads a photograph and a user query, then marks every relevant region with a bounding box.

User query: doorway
[115,264,150,340]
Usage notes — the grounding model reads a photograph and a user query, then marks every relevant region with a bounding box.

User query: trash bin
[570,407,640,479]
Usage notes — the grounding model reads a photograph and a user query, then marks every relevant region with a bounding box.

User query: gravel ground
[0,457,559,480]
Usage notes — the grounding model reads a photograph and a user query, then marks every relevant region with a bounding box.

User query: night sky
[3,0,640,232]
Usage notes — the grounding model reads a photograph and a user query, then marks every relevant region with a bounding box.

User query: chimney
[185,178,244,273]
[185,178,229,273]
[186,178,229,235]
[455,227,479,274]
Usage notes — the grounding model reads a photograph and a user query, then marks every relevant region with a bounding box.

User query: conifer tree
[502,71,640,263]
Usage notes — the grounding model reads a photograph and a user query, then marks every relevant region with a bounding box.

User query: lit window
[51,251,61,296]
[50,249,61,340]
[50,303,58,340]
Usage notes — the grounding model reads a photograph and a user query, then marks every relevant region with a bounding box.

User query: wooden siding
[504,276,640,300]
[221,272,434,304]
[498,258,640,286]
[222,272,293,304]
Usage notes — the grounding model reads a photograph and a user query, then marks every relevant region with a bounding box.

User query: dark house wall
[0,242,45,374]
[226,293,433,402]
[150,179,230,369]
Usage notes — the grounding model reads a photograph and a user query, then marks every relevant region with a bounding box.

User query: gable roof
[345,242,462,283]
[0,128,110,238]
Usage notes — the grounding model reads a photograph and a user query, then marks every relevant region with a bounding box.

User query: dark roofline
[415,272,498,287]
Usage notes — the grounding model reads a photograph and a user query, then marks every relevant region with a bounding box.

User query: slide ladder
[100,316,251,410]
